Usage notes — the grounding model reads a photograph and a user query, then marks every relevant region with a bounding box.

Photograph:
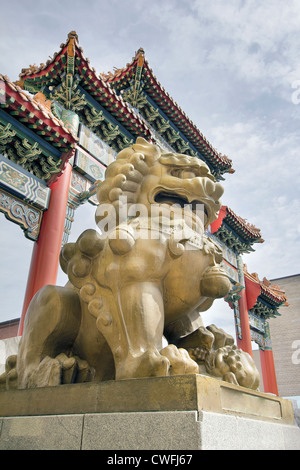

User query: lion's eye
[171,169,196,179]
[181,170,196,179]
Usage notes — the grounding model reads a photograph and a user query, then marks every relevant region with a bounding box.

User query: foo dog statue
[1,138,259,391]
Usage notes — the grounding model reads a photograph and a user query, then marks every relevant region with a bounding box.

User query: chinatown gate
[0,32,288,395]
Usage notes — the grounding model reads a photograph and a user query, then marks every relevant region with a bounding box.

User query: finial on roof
[33,92,52,112]
[67,31,78,57]
[135,47,145,58]
[135,48,145,67]
[262,277,271,287]
[68,30,78,40]
[13,78,25,89]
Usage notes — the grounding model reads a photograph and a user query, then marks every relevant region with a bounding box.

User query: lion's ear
[135,137,149,145]
[132,137,160,165]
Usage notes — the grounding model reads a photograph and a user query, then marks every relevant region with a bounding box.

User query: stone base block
[0,410,299,450]
[1,374,299,450]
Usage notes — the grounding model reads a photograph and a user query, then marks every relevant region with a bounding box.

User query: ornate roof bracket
[75,87,135,150]
[176,139,192,154]
[46,30,79,112]
[0,110,70,184]
[0,122,16,147]
[155,117,171,135]
[104,47,234,177]
[48,74,87,112]
[0,187,42,240]
[84,107,105,129]
[13,139,42,164]
[116,135,134,150]
[165,127,181,144]
[119,48,145,109]
[121,86,148,109]
[250,299,280,319]
[82,110,133,152]
[142,102,160,122]
[212,223,255,254]
[100,121,120,144]
[49,80,135,151]
[127,90,219,176]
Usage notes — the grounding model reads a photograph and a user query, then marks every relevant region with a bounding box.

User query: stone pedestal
[0,374,299,450]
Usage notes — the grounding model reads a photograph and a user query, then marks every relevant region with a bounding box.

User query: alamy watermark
[291,80,300,104]
[291,340,300,365]
[96,195,206,246]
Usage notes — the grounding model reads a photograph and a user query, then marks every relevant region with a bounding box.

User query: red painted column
[237,287,253,357]
[259,349,279,395]
[18,163,72,335]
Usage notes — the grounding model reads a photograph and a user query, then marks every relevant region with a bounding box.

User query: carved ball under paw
[205,345,260,390]
[188,346,209,363]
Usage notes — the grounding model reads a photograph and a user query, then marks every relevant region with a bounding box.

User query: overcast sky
[0,0,299,341]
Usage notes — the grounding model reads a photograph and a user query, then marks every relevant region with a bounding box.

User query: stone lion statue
[1,138,259,390]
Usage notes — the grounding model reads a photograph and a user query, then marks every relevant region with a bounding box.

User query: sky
[0,0,299,342]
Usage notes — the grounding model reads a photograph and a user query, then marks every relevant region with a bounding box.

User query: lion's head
[95,138,224,236]
[60,138,231,356]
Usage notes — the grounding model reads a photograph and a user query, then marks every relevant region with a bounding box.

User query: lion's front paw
[175,326,214,364]
[26,354,95,388]
[0,355,18,391]
[135,348,170,378]
[116,345,198,380]
[160,344,199,375]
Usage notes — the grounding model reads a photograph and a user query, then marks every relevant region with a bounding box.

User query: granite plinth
[1,374,299,450]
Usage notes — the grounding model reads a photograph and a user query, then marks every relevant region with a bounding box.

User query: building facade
[269,274,300,400]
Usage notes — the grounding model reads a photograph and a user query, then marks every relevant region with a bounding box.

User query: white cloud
[207,115,300,282]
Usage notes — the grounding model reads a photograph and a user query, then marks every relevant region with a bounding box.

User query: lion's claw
[25,354,95,388]
[160,344,199,375]
[0,355,18,391]
[117,344,198,380]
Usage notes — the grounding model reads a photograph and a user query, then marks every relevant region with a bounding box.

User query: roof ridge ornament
[33,92,52,112]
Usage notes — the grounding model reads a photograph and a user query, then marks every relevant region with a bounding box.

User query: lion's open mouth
[155,192,191,207]
[154,191,208,225]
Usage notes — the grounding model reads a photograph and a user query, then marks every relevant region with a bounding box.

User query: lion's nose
[205,180,224,201]
[213,183,224,201]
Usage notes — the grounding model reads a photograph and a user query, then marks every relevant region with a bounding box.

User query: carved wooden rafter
[0,187,42,240]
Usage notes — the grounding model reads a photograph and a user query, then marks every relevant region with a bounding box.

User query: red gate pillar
[237,287,253,357]
[259,321,278,395]
[18,163,72,335]
[259,349,279,395]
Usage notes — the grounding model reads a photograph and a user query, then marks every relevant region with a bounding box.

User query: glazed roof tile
[103,48,234,174]
[19,33,233,172]
[0,73,78,149]
[225,206,263,241]
[244,268,288,306]
[18,32,152,142]
[211,205,263,244]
